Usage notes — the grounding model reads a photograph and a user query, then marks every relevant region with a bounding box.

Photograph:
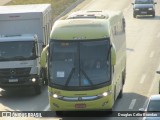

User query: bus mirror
[40,45,49,68]
[111,45,116,66]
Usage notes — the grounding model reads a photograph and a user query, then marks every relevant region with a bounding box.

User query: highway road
[1,0,160,120]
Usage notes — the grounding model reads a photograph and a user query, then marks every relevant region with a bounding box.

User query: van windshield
[135,0,153,4]
[0,41,36,61]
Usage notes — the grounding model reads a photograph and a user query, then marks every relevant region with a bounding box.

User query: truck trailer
[0,4,52,94]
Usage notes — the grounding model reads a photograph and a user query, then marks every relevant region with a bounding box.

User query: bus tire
[118,87,123,99]
[114,87,116,102]
[34,85,41,95]
[122,68,126,85]
[118,72,125,98]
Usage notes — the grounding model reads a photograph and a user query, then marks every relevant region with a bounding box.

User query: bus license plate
[75,104,86,109]
[9,79,18,83]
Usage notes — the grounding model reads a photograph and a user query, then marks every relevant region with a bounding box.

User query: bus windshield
[49,39,111,90]
[0,41,36,61]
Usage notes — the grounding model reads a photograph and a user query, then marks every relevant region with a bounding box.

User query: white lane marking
[140,74,146,84]
[142,99,148,108]
[149,51,155,58]
[129,99,136,110]
[44,104,50,111]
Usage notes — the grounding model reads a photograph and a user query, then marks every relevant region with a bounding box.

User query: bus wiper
[80,68,93,85]
[65,67,75,86]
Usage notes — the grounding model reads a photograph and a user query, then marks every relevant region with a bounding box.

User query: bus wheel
[118,87,123,99]
[114,87,116,102]
[34,85,41,95]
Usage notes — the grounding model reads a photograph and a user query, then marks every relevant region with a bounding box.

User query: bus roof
[50,11,123,40]
[66,10,109,19]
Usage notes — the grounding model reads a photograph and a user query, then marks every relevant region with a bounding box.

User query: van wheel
[114,87,116,102]
[152,13,155,17]
[34,85,41,95]
[133,13,136,18]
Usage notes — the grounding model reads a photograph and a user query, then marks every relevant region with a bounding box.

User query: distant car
[139,95,160,120]
[131,0,157,18]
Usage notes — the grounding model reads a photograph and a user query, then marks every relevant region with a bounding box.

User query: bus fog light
[32,78,36,82]
[102,101,108,106]
[102,92,108,97]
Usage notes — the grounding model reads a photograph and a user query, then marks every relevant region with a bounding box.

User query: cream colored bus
[40,10,126,116]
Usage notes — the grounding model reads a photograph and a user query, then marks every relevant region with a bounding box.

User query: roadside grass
[7,0,77,19]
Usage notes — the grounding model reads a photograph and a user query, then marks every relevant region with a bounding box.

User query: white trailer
[0,4,52,94]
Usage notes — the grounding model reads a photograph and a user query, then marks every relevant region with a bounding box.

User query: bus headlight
[98,91,112,97]
[102,92,108,97]
[50,92,63,99]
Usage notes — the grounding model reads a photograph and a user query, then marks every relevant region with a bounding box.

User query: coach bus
[40,10,126,115]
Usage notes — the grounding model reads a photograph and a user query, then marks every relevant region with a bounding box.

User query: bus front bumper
[49,95,113,111]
